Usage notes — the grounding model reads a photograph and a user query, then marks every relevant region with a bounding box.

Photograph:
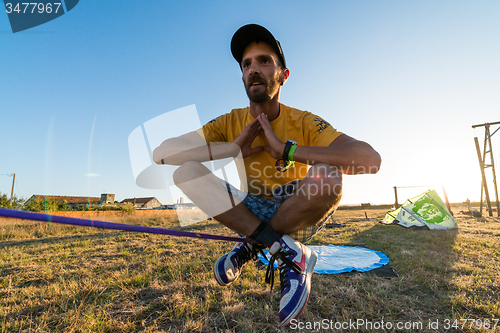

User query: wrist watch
[276,140,297,172]
[282,140,297,162]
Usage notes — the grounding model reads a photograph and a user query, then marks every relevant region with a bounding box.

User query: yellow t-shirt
[201,103,343,199]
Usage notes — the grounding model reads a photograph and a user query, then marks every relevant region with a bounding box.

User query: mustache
[247,74,266,86]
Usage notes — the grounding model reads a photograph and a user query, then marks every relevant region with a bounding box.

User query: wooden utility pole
[441,185,453,216]
[393,186,399,209]
[472,121,500,217]
[9,173,15,206]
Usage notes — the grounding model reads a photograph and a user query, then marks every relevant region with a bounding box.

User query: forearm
[153,140,239,166]
[256,114,380,174]
[292,141,381,175]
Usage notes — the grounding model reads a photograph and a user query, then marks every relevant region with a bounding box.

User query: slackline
[0,208,255,243]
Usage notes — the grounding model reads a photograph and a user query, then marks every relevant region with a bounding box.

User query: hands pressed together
[233,113,285,159]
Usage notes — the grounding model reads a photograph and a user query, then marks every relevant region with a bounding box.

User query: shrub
[0,192,24,209]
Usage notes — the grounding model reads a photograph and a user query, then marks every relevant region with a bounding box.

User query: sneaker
[265,235,317,327]
[214,241,266,286]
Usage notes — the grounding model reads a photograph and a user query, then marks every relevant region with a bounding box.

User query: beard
[245,73,282,103]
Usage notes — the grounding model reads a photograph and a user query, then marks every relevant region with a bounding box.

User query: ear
[281,68,290,85]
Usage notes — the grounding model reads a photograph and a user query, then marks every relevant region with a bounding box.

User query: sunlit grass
[0,210,499,332]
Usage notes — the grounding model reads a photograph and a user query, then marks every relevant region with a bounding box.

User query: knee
[306,163,342,184]
[172,161,207,187]
[302,163,343,200]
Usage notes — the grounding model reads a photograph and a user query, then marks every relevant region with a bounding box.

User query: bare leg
[268,163,342,234]
[173,161,342,237]
[173,161,262,236]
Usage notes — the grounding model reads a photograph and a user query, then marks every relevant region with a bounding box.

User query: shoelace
[265,250,303,291]
[235,243,267,268]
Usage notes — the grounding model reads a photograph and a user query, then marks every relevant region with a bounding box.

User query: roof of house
[28,195,101,204]
[120,197,159,204]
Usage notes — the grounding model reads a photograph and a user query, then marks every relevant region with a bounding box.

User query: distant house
[119,197,162,209]
[174,202,197,210]
[100,194,116,206]
[160,197,197,210]
[24,193,115,208]
[161,202,197,210]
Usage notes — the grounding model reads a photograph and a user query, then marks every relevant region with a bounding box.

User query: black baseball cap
[231,24,286,68]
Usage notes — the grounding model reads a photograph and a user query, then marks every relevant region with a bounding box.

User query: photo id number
[444,318,499,330]
[5,3,62,14]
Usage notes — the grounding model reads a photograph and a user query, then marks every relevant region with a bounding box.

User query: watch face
[275,159,289,172]
[287,140,297,145]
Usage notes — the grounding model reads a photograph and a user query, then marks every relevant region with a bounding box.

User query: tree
[0,192,24,209]
[23,196,60,212]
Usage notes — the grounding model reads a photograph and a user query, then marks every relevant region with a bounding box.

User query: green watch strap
[288,144,297,162]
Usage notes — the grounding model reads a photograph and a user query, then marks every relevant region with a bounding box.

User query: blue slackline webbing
[0,208,254,243]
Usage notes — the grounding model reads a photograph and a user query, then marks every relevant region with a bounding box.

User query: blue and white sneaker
[214,241,266,286]
[265,235,318,327]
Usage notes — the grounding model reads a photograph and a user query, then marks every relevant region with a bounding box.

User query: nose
[248,62,260,75]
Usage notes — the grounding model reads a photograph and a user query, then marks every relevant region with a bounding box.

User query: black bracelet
[282,141,293,161]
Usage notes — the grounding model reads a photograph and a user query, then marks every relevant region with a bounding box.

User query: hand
[233,117,264,158]
[256,113,285,159]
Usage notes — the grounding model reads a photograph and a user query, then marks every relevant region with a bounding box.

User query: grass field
[1,208,499,332]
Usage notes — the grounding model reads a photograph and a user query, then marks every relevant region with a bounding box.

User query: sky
[1,1,500,206]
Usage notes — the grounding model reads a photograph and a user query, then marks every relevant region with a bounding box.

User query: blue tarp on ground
[259,245,389,275]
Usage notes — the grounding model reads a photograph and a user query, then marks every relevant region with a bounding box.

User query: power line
[394,185,441,189]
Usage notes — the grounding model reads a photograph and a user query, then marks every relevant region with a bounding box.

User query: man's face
[241,42,285,103]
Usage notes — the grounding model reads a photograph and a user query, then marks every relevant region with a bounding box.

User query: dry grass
[1,209,499,332]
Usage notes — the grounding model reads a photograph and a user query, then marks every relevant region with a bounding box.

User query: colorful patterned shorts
[222,179,334,244]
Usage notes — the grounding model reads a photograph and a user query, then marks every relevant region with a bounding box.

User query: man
[153,24,381,326]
